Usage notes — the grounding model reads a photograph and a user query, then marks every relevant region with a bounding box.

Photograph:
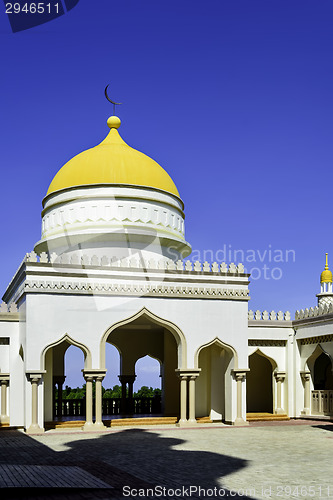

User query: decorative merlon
[23,251,248,276]
[248,309,291,321]
[0,302,17,313]
[295,303,333,320]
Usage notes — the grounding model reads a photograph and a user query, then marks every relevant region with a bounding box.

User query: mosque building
[0,109,332,433]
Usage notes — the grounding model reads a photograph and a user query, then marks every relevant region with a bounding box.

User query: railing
[54,396,162,418]
[311,390,333,416]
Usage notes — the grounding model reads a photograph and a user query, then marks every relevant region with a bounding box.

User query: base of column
[301,408,310,415]
[26,424,44,434]
[83,421,94,431]
[94,422,106,430]
[176,419,198,427]
[233,417,249,426]
[275,408,286,415]
[0,416,9,424]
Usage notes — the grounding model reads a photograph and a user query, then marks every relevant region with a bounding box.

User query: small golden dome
[320,253,333,283]
[46,116,180,198]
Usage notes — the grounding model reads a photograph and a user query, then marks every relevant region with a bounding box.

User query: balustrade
[311,390,333,415]
[54,396,161,418]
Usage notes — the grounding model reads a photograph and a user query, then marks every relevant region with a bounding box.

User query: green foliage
[133,386,162,398]
[103,385,122,398]
[59,384,161,399]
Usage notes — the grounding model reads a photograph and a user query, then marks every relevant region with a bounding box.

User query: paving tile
[0,421,332,499]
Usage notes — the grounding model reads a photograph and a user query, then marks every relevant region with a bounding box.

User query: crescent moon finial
[104,85,122,116]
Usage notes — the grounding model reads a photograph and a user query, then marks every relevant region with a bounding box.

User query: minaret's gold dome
[320,253,333,283]
[46,116,180,198]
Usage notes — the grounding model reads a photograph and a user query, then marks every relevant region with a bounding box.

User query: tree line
[56,384,162,399]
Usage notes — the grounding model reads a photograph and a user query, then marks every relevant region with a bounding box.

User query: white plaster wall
[248,325,292,340]
[25,294,249,371]
[0,320,24,426]
[296,321,333,339]
[23,292,249,425]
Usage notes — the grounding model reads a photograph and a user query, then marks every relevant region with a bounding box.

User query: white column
[188,375,199,424]
[178,376,187,425]
[300,371,311,415]
[232,369,249,426]
[83,374,94,431]
[274,371,286,414]
[175,369,201,427]
[94,371,107,430]
[0,375,9,424]
[26,373,44,434]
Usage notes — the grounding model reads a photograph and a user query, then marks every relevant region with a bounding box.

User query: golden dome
[320,253,332,283]
[46,116,180,198]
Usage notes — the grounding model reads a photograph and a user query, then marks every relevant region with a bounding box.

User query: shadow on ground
[0,428,257,499]
[312,423,333,432]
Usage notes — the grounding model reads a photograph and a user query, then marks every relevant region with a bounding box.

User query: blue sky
[1,1,333,387]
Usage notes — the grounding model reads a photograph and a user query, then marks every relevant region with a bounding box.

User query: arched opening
[43,338,89,423]
[306,347,333,416]
[132,355,162,415]
[103,311,182,419]
[104,343,121,389]
[196,340,235,422]
[314,352,333,390]
[134,355,162,391]
[246,351,274,413]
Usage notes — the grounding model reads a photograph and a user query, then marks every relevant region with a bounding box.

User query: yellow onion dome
[46,116,180,199]
[320,253,333,283]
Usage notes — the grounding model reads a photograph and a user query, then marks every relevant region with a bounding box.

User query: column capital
[26,371,46,382]
[0,373,9,383]
[300,370,311,381]
[82,369,107,381]
[274,371,286,382]
[232,369,249,381]
[118,374,136,384]
[175,369,201,380]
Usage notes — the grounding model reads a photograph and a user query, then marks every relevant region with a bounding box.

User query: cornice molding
[22,279,250,301]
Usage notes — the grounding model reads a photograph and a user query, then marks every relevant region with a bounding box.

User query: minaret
[317,253,333,306]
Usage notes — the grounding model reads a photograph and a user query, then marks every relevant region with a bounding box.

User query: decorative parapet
[248,309,291,321]
[0,302,17,313]
[23,251,248,276]
[295,303,333,320]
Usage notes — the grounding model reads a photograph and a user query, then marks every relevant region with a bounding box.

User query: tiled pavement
[0,419,332,500]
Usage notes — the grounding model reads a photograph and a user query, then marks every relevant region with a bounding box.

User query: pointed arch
[247,349,275,413]
[194,337,238,369]
[304,344,333,372]
[100,307,187,369]
[40,333,92,370]
[249,348,278,371]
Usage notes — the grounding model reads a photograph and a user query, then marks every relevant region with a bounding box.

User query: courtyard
[0,419,331,499]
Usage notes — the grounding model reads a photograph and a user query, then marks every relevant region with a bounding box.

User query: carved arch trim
[40,333,92,370]
[100,307,187,369]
